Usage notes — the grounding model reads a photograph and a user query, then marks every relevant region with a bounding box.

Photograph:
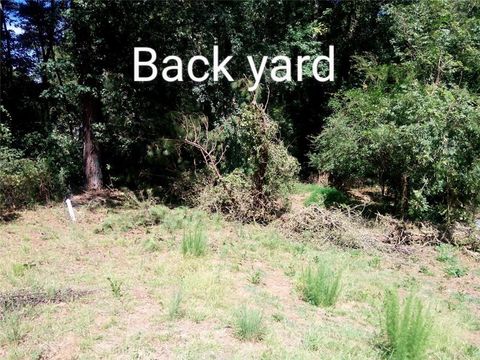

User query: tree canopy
[1,0,479,225]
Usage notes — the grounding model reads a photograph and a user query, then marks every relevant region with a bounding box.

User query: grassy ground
[1,188,479,359]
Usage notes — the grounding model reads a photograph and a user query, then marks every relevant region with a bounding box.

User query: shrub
[232,306,265,341]
[310,80,480,225]
[383,290,432,360]
[0,154,64,214]
[298,264,342,307]
[181,226,207,256]
[186,104,299,223]
[0,124,72,215]
[304,186,349,207]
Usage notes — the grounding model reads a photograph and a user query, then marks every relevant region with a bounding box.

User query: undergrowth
[382,290,432,360]
[181,225,207,256]
[232,306,265,341]
[298,264,342,307]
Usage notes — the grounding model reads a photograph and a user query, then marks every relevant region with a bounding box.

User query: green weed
[181,226,207,257]
[1,312,23,344]
[445,264,468,278]
[143,237,161,252]
[298,264,342,307]
[11,263,35,277]
[107,277,123,298]
[435,244,467,278]
[382,290,432,360]
[303,327,321,351]
[248,269,263,285]
[419,266,433,276]
[167,288,183,319]
[232,306,265,341]
[436,244,456,263]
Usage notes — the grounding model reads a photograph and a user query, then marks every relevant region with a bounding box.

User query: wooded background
[1,0,479,226]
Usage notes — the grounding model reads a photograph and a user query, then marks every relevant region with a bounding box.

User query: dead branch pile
[0,288,93,315]
[377,214,441,246]
[279,205,379,249]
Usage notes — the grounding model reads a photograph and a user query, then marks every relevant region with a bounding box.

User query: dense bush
[310,83,480,224]
[310,0,480,226]
[304,186,349,207]
[191,104,300,223]
[0,124,67,214]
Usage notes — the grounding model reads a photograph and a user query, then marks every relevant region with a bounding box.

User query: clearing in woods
[0,186,479,359]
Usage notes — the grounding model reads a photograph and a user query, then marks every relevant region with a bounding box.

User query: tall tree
[68,0,104,190]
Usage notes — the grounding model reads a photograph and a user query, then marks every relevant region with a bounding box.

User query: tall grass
[383,290,432,360]
[181,225,207,256]
[298,264,341,307]
[232,306,265,341]
[1,312,23,344]
[167,288,183,319]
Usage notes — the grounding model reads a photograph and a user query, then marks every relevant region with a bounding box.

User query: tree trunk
[399,173,408,218]
[82,94,103,190]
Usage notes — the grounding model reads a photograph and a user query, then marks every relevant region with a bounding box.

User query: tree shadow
[0,211,20,223]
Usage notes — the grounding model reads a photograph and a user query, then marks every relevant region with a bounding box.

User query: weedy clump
[435,244,468,278]
[297,264,342,307]
[248,269,263,285]
[303,327,322,351]
[0,312,23,344]
[436,244,456,263]
[11,263,35,278]
[181,225,207,257]
[232,306,266,341]
[167,288,183,320]
[382,290,432,360]
[107,277,123,298]
[143,237,161,252]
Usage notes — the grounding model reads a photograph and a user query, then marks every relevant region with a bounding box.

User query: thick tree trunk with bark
[82,94,103,190]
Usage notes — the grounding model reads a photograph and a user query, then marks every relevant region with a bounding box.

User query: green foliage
[382,290,432,360]
[143,237,162,253]
[304,186,349,207]
[107,277,123,298]
[303,327,322,352]
[0,153,66,215]
[181,226,207,257]
[232,306,265,342]
[0,124,69,214]
[436,244,468,278]
[435,244,456,263]
[0,312,23,345]
[167,289,184,320]
[298,264,342,307]
[11,263,35,278]
[444,264,468,278]
[248,269,263,285]
[310,0,480,225]
[311,82,480,224]
[198,104,300,223]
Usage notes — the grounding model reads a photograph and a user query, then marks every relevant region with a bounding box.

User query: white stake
[66,199,76,222]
